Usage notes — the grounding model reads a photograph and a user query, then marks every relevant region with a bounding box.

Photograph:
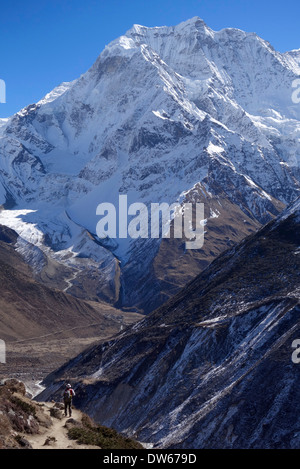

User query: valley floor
[0,305,143,396]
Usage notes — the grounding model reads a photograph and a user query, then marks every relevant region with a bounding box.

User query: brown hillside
[0,225,141,388]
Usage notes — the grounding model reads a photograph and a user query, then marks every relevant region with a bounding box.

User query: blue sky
[0,0,299,117]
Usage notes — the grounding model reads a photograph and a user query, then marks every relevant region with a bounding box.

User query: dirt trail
[26,402,100,450]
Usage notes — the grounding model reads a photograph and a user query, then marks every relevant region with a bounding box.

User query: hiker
[63,383,75,417]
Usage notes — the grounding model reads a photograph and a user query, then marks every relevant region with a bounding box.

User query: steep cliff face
[37,198,300,448]
[0,17,299,311]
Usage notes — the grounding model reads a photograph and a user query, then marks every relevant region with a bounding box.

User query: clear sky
[1,0,300,118]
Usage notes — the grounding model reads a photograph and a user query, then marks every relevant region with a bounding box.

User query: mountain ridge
[0,17,299,312]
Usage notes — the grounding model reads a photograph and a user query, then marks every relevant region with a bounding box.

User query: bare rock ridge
[36,197,300,448]
[0,17,299,312]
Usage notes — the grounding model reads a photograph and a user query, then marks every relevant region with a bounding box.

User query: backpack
[63,389,72,403]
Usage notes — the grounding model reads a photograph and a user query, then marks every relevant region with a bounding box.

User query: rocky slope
[0,378,142,449]
[37,197,300,449]
[0,17,299,312]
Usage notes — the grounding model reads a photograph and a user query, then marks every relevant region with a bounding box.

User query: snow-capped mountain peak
[0,17,299,312]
